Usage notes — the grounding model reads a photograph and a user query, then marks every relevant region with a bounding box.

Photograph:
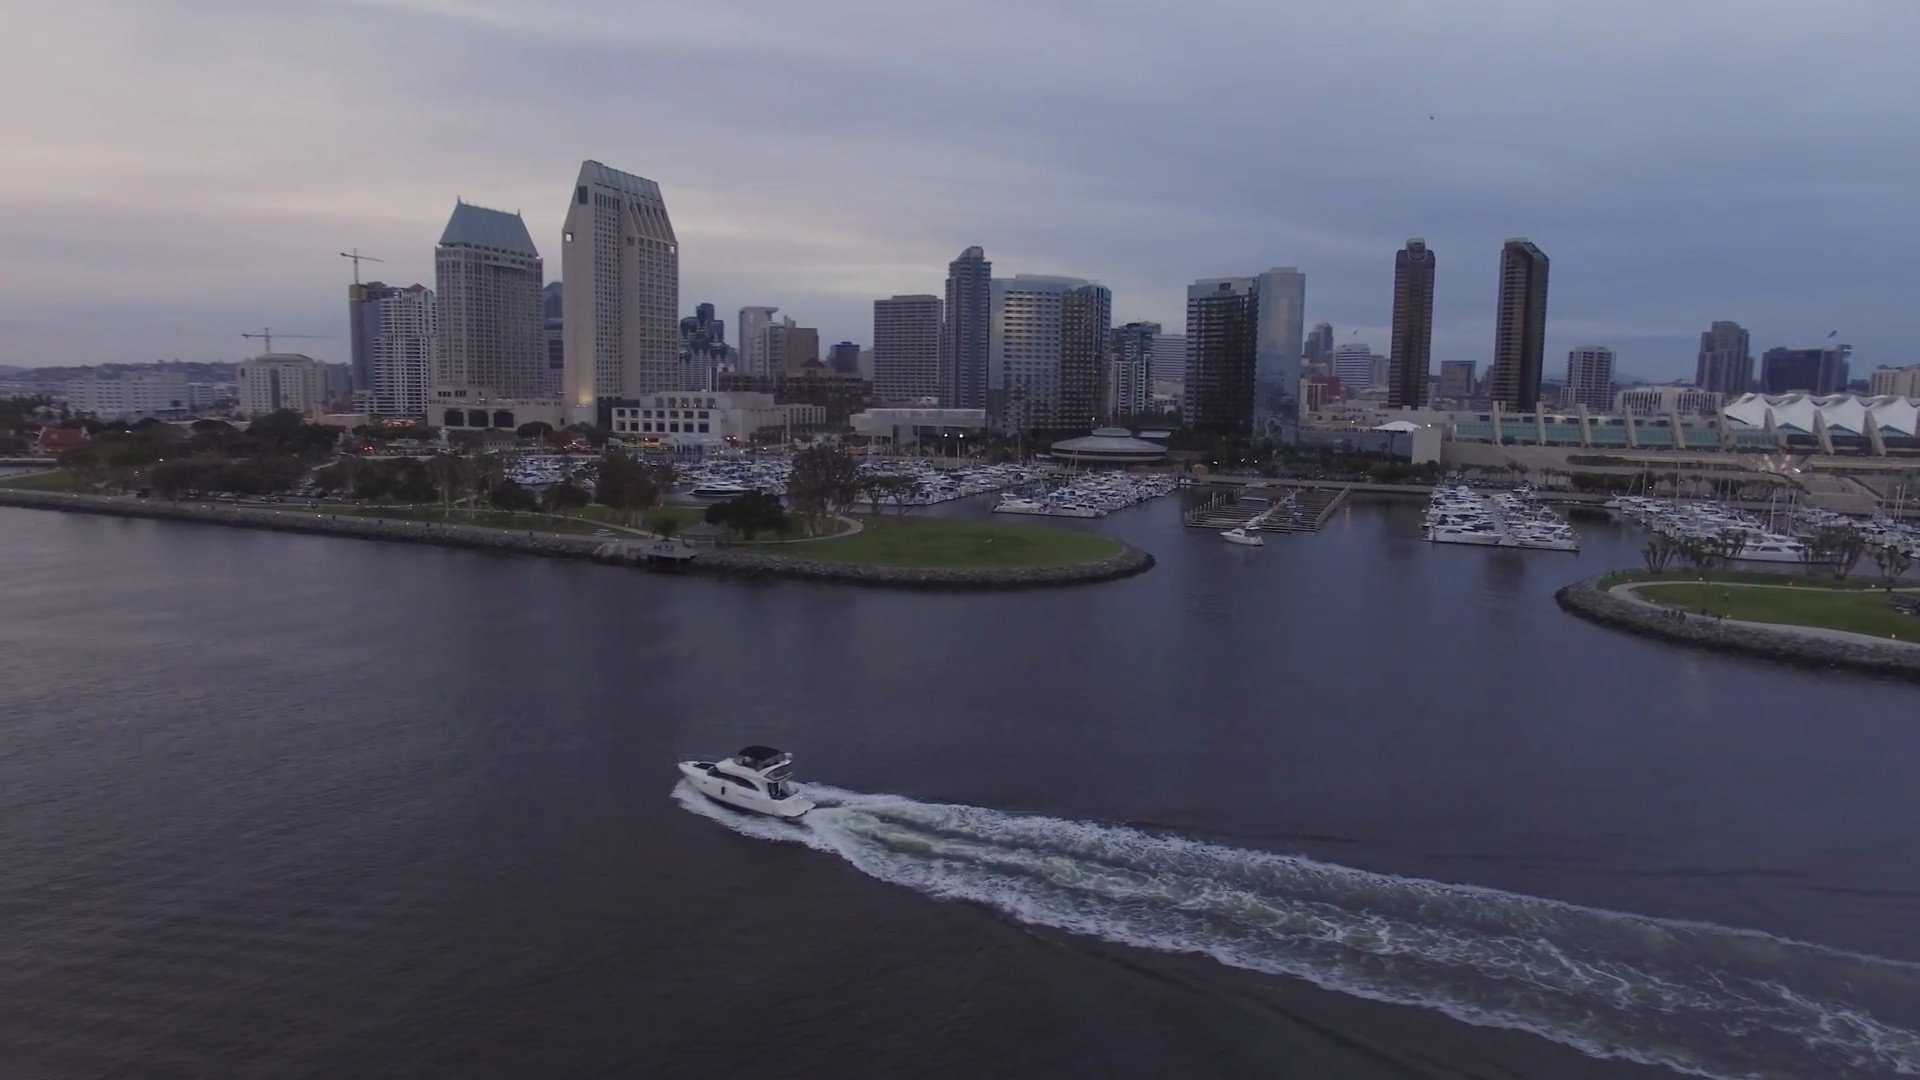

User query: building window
[698,411,709,419]
[698,423,710,433]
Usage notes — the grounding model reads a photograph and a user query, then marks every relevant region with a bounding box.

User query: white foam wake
[673,782,1920,1078]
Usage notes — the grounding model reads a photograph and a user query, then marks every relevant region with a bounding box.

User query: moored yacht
[1220,526,1265,546]
[677,746,815,820]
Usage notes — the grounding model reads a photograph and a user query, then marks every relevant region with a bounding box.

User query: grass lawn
[1635,582,1920,640]
[572,504,706,531]
[771,514,1121,569]
[1598,568,1888,591]
[326,505,611,536]
[0,469,86,492]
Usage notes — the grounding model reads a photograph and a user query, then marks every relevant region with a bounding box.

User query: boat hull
[677,761,814,819]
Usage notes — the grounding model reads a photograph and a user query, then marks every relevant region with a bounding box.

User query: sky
[1,0,1915,381]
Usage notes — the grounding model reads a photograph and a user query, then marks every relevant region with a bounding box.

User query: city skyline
[2,2,1913,380]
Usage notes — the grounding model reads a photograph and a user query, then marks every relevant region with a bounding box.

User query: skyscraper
[1438,359,1477,401]
[828,342,860,375]
[543,282,565,398]
[349,282,435,419]
[1253,267,1305,440]
[678,302,726,391]
[1389,238,1436,408]
[1152,334,1187,382]
[1108,322,1159,418]
[988,274,1106,433]
[1185,277,1259,434]
[561,160,678,423]
[434,201,544,396]
[872,295,942,403]
[1564,345,1616,411]
[1332,343,1374,395]
[1303,322,1335,374]
[1760,346,1851,395]
[941,246,992,408]
[736,306,779,377]
[778,325,820,371]
[1695,321,1752,396]
[1488,238,1550,411]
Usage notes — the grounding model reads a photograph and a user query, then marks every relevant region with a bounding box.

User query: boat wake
[672,782,1920,1078]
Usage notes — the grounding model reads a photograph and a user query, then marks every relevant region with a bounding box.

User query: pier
[1185,485,1349,533]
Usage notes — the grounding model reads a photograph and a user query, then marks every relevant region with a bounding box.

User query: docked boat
[677,746,814,820]
[1220,526,1265,546]
[689,482,754,499]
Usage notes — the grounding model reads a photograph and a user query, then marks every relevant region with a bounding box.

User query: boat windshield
[767,781,791,800]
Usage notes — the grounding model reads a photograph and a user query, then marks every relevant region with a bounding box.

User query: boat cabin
[707,745,799,800]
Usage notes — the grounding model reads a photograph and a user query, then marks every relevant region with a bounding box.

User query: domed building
[1048,427,1168,465]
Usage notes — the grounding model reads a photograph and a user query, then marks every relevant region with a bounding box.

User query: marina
[1425,483,1580,551]
[990,473,1178,519]
[1184,486,1347,534]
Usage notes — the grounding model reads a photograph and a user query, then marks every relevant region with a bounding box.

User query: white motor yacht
[677,746,815,820]
[1220,526,1266,546]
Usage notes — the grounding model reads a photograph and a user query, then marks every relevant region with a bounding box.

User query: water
[3,498,1918,1078]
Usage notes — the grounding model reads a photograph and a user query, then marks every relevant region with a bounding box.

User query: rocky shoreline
[0,490,1153,591]
[1555,575,1920,682]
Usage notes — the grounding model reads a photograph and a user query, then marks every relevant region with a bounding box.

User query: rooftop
[439,202,539,257]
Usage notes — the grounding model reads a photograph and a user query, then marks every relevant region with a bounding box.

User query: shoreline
[1555,574,1920,681]
[0,490,1153,591]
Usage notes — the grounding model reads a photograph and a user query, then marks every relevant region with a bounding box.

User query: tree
[489,479,539,513]
[788,444,860,523]
[1642,535,1677,573]
[1872,544,1914,589]
[595,450,663,526]
[705,491,787,540]
[1677,535,1722,579]
[1830,527,1866,580]
[859,473,917,516]
[543,480,589,518]
[652,515,681,541]
[1714,528,1749,567]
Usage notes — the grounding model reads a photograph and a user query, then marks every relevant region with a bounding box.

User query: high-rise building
[62,367,193,420]
[1107,321,1158,418]
[236,354,328,416]
[941,246,992,408]
[349,282,435,419]
[828,341,860,375]
[543,282,565,398]
[561,160,678,423]
[1870,365,1920,397]
[989,274,1107,433]
[1488,238,1550,411]
[1695,321,1751,396]
[1152,333,1186,382]
[434,201,544,397]
[1253,267,1305,440]
[1388,238,1436,408]
[1564,345,1616,411]
[1303,322,1335,375]
[1185,277,1259,434]
[778,325,820,371]
[677,302,727,392]
[1438,359,1477,401]
[736,306,779,377]
[1761,346,1850,395]
[1332,343,1374,395]
[872,295,942,404]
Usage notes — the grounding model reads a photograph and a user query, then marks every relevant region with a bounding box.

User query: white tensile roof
[1722,393,1920,437]
[1372,420,1421,433]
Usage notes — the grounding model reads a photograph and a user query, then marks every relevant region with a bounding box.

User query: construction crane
[339,248,385,284]
[241,328,325,355]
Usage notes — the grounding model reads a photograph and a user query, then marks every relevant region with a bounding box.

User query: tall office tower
[1185,277,1259,434]
[1333,343,1374,395]
[1303,321,1335,375]
[1761,346,1851,395]
[1253,267,1305,440]
[1564,345,1616,411]
[543,282,565,397]
[989,274,1104,433]
[778,325,820,371]
[1438,359,1477,401]
[349,282,435,419]
[1057,282,1112,431]
[1488,238,1550,411]
[1107,321,1159,418]
[872,295,942,403]
[434,201,544,396]
[561,160,678,423]
[1152,333,1186,382]
[828,341,860,375]
[1388,238,1436,408]
[737,306,779,376]
[941,246,992,407]
[678,302,726,391]
[1694,321,1752,396]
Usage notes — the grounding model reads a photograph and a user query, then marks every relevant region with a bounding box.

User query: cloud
[0,0,1914,381]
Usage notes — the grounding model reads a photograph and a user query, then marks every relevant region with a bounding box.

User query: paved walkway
[1609,581,1920,650]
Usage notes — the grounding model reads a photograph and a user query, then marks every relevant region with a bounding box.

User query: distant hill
[4,360,238,383]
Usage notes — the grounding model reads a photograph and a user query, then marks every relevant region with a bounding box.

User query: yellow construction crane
[241,328,325,355]
[339,248,385,284]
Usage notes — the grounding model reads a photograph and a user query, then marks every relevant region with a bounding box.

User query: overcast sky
[2,0,1914,380]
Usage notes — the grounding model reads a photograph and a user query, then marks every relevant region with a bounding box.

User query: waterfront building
[237,354,328,416]
[848,406,988,448]
[1389,239,1436,408]
[1151,332,1186,382]
[1333,343,1374,397]
[1869,365,1920,397]
[1107,321,1158,419]
[1253,267,1305,440]
[989,274,1108,434]
[736,306,779,377]
[608,391,825,449]
[562,160,678,422]
[1615,384,1724,417]
[1185,277,1259,434]
[1761,346,1850,395]
[350,282,435,420]
[941,246,992,408]
[61,368,193,420]
[1695,321,1751,396]
[435,201,545,398]
[1563,345,1616,412]
[1488,238,1550,411]
[543,282,565,398]
[872,294,943,404]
